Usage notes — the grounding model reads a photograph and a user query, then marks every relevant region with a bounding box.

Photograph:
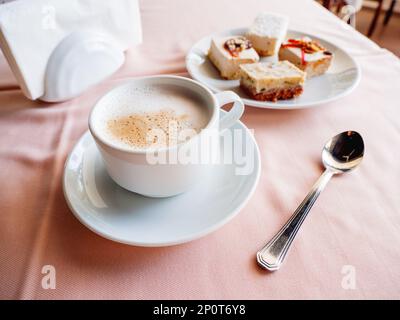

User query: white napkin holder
[42,31,125,102]
[0,0,142,102]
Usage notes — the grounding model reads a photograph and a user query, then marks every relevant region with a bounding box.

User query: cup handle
[215,91,245,132]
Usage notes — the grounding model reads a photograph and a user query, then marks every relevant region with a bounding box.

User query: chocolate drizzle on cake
[224,37,252,57]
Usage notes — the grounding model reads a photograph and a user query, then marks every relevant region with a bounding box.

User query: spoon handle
[257,169,334,271]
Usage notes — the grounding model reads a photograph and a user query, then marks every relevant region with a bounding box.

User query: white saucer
[63,114,261,247]
[186,28,361,109]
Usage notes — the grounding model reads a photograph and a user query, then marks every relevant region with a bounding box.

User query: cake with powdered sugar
[246,12,289,57]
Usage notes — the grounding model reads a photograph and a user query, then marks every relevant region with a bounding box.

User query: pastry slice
[279,37,333,78]
[239,61,306,102]
[246,12,289,57]
[208,36,259,80]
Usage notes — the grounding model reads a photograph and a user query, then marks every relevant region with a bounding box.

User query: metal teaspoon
[257,131,365,271]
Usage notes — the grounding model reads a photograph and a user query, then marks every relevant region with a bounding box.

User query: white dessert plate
[186,28,361,109]
[63,113,261,247]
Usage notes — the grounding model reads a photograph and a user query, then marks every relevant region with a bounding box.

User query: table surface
[1,0,400,299]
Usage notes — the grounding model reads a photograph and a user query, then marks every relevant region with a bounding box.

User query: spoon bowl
[322,131,364,173]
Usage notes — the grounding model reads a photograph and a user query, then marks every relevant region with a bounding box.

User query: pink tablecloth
[1,0,400,300]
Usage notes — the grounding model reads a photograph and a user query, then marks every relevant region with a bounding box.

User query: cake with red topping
[208,36,259,80]
[279,37,333,78]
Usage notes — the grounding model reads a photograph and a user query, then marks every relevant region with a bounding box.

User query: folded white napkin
[0,0,142,100]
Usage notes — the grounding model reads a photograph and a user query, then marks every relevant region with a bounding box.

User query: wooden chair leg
[336,0,345,14]
[323,0,333,10]
[367,0,384,37]
[383,0,396,25]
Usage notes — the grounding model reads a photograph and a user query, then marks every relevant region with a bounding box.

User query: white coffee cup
[89,75,244,197]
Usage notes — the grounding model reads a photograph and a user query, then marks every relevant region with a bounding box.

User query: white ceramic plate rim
[63,118,261,247]
[186,27,361,110]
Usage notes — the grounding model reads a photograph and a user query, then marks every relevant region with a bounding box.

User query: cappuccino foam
[92,84,211,150]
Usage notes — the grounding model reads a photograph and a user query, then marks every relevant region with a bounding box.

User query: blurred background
[318,0,400,56]
[0,0,398,56]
